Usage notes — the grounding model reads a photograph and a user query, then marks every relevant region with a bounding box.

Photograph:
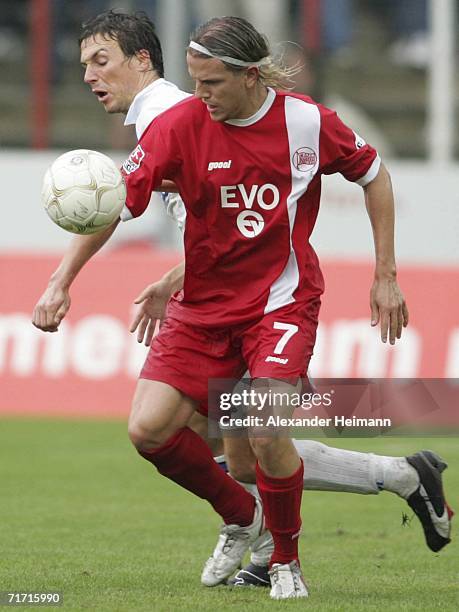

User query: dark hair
[79,10,164,78]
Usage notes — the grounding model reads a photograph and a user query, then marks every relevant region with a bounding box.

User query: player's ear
[136,49,152,71]
[245,66,259,88]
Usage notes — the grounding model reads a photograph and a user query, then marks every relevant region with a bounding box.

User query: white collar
[124,79,166,126]
[225,87,276,127]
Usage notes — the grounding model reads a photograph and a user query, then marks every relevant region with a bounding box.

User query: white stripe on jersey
[356,155,381,186]
[264,97,321,314]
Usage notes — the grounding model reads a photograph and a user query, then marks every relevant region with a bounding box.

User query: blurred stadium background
[0,0,458,416]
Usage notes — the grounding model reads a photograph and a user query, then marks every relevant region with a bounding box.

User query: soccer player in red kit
[119,16,408,598]
[31,14,417,600]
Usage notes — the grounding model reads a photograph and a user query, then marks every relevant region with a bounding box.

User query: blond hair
[189,16,300,90]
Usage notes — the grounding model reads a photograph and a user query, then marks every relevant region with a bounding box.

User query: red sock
[256,460,304,566]
[139,427,255,526]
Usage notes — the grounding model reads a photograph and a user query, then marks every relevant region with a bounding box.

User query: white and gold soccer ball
[42,149,126,234]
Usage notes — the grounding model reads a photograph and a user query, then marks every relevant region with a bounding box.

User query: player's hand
[370,277,409,344]
[32,284,71,332]
[130,280,172,346]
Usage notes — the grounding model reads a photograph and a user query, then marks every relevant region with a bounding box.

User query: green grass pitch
[0,418,458,611]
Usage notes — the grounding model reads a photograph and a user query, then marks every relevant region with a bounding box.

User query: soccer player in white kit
[32,12,453,599]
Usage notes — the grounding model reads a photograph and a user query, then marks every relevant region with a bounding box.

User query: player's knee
[128,413,172,451]
[128,390,182,451]
[129,380,195,452]
[128,421,160,451]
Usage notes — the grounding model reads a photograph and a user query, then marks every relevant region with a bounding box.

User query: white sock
[376,456,420,499]
[293,440,419,497]
[294,439,381,494]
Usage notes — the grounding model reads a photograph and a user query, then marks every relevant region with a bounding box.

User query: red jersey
[121,89,380,327]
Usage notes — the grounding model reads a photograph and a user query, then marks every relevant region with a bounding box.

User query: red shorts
[140,298,321,415]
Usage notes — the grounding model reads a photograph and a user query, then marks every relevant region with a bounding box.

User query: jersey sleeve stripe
[356,155,381,186]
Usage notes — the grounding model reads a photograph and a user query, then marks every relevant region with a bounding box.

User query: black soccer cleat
[228,563,271,588]
[405,450,454,552]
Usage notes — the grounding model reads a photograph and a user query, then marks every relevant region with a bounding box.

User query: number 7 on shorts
[273,322,299,354]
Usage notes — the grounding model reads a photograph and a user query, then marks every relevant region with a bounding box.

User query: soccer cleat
[269,560,309,599]
[228,562,270,587]
[201,498,265,586]
[405,450,454,552]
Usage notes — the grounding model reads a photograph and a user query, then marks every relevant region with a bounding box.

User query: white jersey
[123,78,190,230]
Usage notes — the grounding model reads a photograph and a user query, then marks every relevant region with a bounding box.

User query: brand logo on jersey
[208,160,232,171]
[354,131,366,149]
[237,210,265,238]
[292,147,317,172]
[265,355,289,365]
[123,144,145,174]
[220,183,280,238]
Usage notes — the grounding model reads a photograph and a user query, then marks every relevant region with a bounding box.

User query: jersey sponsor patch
[237,210,265,238]
[292,147,317,171]
[123,144,145,174]
[221,183,280,238]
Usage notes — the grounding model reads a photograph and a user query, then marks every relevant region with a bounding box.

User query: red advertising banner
[0,248,458,418]
[0,247,180,418]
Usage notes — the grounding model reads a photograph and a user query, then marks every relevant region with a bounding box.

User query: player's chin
[104,103,119,114]
[103,99,123,114]
[208,109,226,122]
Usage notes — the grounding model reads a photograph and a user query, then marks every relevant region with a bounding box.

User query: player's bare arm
[130,260,185,345]
[32,219,120,332]
[363,163,409,344]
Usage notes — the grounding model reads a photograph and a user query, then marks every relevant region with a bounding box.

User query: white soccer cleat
[269,560,309,599]
[201,498,265,586]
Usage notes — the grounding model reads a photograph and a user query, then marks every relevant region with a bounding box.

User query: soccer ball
[42,149,126,234]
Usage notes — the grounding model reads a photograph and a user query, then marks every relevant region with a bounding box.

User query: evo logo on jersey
[208,160,232,171]
[123,145,145,174]
[220,183,280,239]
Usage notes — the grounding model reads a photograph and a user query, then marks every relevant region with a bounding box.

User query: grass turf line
[0,418,458,611]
